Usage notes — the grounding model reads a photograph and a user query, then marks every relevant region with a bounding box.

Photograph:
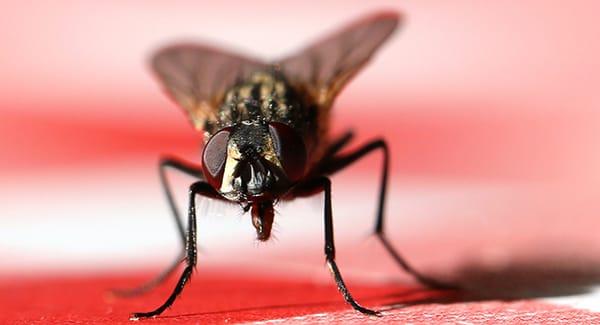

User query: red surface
[0,270,443,324]
[2,270,599,324]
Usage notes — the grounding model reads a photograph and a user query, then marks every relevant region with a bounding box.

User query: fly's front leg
[322,139,456,289]
[131,181,217,319]
[112,156,204,297]
[295,177,380,316]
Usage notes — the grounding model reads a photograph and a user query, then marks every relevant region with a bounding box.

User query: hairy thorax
[205,71,320,155]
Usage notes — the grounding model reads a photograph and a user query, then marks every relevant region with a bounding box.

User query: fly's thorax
[206,70,317,147]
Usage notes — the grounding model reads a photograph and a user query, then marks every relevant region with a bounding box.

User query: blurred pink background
[2,1,600,300]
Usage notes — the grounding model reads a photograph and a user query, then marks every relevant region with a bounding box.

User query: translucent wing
[151,45,267,130]
[278,12,400,107]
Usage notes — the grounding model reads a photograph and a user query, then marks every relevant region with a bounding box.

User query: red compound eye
[202,128,231,189]
[268,122,307,182]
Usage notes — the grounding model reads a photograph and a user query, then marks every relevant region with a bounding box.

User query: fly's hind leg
[321,139,456,289]
[323,130,354,159]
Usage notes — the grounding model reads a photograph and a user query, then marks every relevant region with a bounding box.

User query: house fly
[117,11,452,319]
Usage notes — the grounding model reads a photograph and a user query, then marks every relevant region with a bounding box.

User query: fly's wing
[151,45,267,130]
[278,12,400,107]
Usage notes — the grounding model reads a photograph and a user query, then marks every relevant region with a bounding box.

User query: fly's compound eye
[202,128,231,189]
[268,122,307,182]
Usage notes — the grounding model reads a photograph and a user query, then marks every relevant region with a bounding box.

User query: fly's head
[201,120,307,240]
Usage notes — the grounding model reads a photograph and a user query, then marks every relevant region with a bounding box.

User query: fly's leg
[322,139,456,289]
[323,130,354,159]
[309,130,354,176]
[131,181,217,319]
[295,177,380,316]
[112,157,203,297]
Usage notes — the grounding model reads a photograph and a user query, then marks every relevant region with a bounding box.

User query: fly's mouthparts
[251,201,274,241]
